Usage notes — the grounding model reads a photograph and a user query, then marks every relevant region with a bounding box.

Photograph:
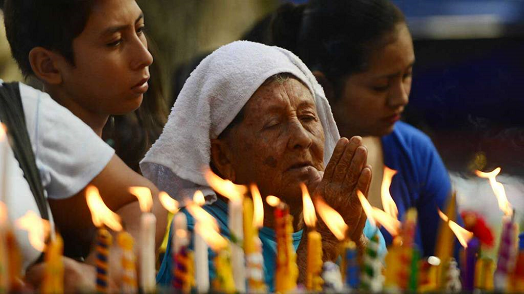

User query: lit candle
[204,170,248,292]
[267,196,298,293]
[435,193,458,289]
[461,237,479,291]
[475,257,495,290]
[343,241,359,289]
[384,237,404,291]
[172,213,189,290]
[0,124,9,204]
[41,234,64,294]
[188,191,211,293]
[86,186,123,293]
[0,202,8,292]
[244,186,266,292]
[129,187,156,293]
[173,245,194,292]
[117,231,137,293]
[494,215,518,291]
[213,246,236,293]
[301,183,323,291]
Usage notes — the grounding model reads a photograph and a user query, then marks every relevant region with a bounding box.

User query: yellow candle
[275,204,298,293]
[213,246,236,293]
[42,234,64,294]
[306,230,323,291]
[435,193,457,289]
[243,197,266,292]
[117,231,137,293]
[475,257,494,290]
[6,230,22,292]
[384,237,404,291]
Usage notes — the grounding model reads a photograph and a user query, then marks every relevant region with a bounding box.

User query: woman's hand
[312,136,372,248]
[25,257,118,293]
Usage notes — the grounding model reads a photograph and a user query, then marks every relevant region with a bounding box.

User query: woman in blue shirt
[267,0,455,257]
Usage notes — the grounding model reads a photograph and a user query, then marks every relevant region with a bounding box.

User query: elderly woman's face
[218,77,325,206]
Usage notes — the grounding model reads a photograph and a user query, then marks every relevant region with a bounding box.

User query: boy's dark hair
[3,0,96,77]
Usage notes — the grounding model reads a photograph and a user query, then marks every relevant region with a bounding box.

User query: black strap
[0,82,49,220]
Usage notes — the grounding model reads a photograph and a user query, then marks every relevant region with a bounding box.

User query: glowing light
[203,169,247,202]
[15,211,50,252]
[381,167,399,219]
[186,203,219,232]
[195,222,228,252]
[438,209,473,248]
[357,190,376,227]
[159,191,179,213]
[86,185,122,231]
[314,197,347,241]
[0,124,6,141]
[193,190,205,206]
[250,184,264,228]
[129,186,153,213]
[475,167,512,217]
[266,196,280,207]
[301,183,317,228]
[371,207,401,236]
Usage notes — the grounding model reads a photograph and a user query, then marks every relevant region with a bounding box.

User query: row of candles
[1,122,524,292]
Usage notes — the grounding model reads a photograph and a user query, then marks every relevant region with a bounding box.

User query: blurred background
[1,0,523,227]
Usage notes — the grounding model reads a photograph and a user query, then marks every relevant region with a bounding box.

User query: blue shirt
[157,198,386,291]
[381,121,457,257]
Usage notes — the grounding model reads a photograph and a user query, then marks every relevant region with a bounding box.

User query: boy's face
[58,0,153,116]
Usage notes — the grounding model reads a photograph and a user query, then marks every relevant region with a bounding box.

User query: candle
[96,228,112,293]
[461,237,479,291]
[243,191,266,292]
[513,233,524,291]
[172,213,189,289]
[129,187,156,293]
[475,257,495,290]
[343,240,359,289]
[173,245,194,292]
[42,234,64,294]
[0,124,9,204]
[301,183,323,291]
[360,233,383,292]
[273,200,298,293]
[117,231,137,293]
[435,193,458,289]
[86,186,123,293]
[444,258,461,292]
[194,223,209,292]
[203,170,247,292]
[494,216,518,291]
[213,246,236,293]
[228,197,246,292]
[6,230,22,292]
[384,237,404,291]
[322,261,343,291]
[0,202,8,293]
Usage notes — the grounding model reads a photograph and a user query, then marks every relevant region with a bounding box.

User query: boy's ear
[312,70,335,104]
[210,138,236,182]
[28,47,64,85]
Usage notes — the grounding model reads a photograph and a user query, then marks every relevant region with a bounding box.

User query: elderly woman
[141,41,385,290]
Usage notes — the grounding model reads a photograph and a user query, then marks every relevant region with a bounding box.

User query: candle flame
[438,209,473,248]
[195,222,228,252]
[314,197,347,241]
[203,169,247,202]
[159,191,179,213]
[15,211,50,252]
[129,186,153,213]
[381,167,399,219]
[357,190,376,227]
[266,195,281,207]
[186,203,219,232]
[475,167,512,216]
[0,123,6,141]
[250,184,264,228]
[86,185,122,231]
[193,190,205,206]
[0,202,6,223]
[301,183,316,228]
[371,207,401,236]
[176,229,188,240]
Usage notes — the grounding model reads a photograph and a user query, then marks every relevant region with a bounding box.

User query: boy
[2,0,167,291]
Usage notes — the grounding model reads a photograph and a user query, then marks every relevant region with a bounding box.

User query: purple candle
[461,237,479,291]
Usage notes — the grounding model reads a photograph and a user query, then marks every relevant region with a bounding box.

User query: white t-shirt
[0,81,114,270]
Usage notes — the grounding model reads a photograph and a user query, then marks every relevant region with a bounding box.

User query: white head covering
[141,41,340,204]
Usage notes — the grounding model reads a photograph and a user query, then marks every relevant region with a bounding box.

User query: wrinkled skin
[211,76,372,282]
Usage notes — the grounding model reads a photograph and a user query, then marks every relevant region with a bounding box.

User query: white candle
[229,198,246,292]
[139,212,156,293]
[173,213,188,255]
[1,124,9,203]
[194,224,209,292]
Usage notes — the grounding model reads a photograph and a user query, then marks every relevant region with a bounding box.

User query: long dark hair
[268,0,405,96]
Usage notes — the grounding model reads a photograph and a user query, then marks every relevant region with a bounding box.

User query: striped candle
[360,234,383,292]
[513,233,524,291]
[117,231,137,293]
[173,246,195,292]
[96,228,112,293]
[494,218,517,291]
[344,241,359,289]
[274,203,298,293]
